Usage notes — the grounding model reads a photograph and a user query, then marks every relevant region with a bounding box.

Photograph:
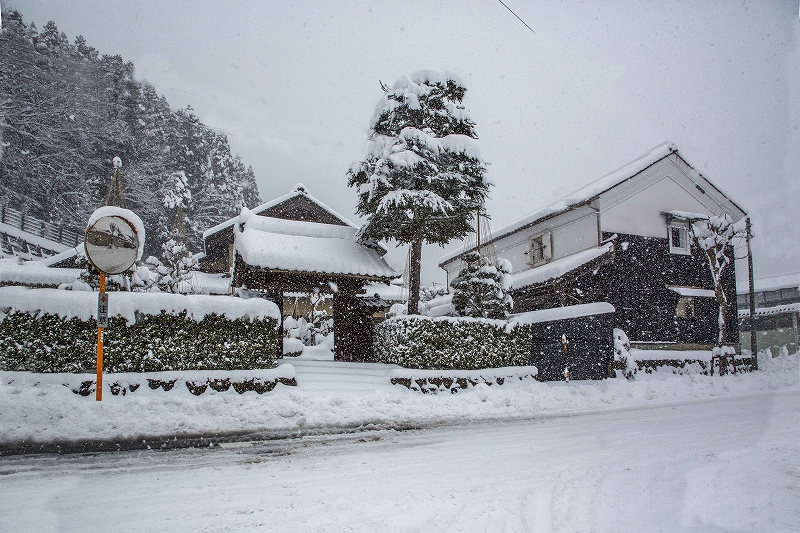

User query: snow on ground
[1,388,798,532]
[0,350,797,446]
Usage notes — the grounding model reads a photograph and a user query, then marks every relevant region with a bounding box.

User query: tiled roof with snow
[0,259,81,287]
[363,281,409,302]
[736,272,800,295]
[442,142,748,267]
[510,242,614,290]
[440,144,677,266]
[234,210,396,280]
[203,183,356,240]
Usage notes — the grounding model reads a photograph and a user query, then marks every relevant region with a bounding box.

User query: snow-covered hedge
[0,287,280,373]
[374,316,530,370]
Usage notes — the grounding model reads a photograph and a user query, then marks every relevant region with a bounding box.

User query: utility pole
[746,217,758,370]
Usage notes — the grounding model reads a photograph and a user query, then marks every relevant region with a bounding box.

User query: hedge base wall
[374,316,530,370]
[0,311,279,373]
[389,367,539,394]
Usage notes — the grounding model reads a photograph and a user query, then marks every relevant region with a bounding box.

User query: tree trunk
[407,237,423,315]
[716,282,728,345]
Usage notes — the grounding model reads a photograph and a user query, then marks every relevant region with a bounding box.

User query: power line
[497,0,536,35]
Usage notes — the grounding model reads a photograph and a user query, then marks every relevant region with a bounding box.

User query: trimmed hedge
[0,310,279,373]
[374,316,530,370]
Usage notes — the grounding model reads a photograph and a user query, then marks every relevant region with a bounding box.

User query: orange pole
[96,272,105,401]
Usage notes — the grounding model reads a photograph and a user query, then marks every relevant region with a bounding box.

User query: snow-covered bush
[374,315,529,370]
[419,282,448,303]
[283,312,333,347]
[451,252,513,319]
[141,238,199,294]
[613,328,637,379]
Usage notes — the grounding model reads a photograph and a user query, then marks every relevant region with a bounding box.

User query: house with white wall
[440,143,747,348]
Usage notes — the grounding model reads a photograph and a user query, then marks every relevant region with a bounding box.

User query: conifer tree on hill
[0,11,261,256]
[348,70,491,314]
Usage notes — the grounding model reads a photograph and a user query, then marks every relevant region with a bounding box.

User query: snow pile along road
[0,351,797,446]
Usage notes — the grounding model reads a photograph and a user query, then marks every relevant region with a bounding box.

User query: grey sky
[9,0,800,284]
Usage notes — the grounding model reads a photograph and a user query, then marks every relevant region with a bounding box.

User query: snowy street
[2,389,798,532]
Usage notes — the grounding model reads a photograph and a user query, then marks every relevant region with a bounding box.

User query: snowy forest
[0,11,261,255]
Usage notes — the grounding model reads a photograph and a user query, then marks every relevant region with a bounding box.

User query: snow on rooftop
[440,144,677,266]
[736,272,800,294]
[0,259,81,287]
[363,281,408,302]
[234,211,396,280]
[0,286,280,324]
[38,245,80,267]
[510,242,614,290]
[510,302,615,325]
[494,144,676,237]
[0,221,70,255]
[202,184,356,240]
[667,286,717,298]
[665,210,710,221]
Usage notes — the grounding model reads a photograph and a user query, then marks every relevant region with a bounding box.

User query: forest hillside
[0,10,261,255]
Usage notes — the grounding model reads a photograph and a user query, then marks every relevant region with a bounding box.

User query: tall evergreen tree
[348,69,490,314]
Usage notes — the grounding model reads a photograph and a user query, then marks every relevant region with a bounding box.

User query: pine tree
[451,251,513,319]
[348,69,490,314]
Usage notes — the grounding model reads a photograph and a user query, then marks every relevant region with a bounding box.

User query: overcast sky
[8,0,800,284]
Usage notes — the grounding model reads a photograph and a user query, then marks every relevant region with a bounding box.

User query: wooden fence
[0,205,81,248]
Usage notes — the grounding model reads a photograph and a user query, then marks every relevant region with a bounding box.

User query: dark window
[676,297,696,318]
[736,294,749,309]
[764,290,781,303]
[668,225,691,255]
[780,287,800,302]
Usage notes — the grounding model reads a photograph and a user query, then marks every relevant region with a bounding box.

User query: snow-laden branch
[377,189,454,215]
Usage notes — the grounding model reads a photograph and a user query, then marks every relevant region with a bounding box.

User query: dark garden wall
[525,310,615,381]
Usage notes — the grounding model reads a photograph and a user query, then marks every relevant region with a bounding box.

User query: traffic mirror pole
[96,272,106,401]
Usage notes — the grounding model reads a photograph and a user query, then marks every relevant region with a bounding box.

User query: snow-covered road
[2,390,798,532]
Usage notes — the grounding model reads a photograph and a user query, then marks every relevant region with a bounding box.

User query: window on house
[675,296,696,318]
[525,232,552,266]
[780,287,800,303]
[736,294,749,309]
[668,224,691,255]
[763,290,781,304]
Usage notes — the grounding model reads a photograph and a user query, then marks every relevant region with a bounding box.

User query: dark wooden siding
[511,232,739,345]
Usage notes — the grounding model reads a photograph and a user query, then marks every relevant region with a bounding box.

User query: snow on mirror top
[85,216,140,274]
